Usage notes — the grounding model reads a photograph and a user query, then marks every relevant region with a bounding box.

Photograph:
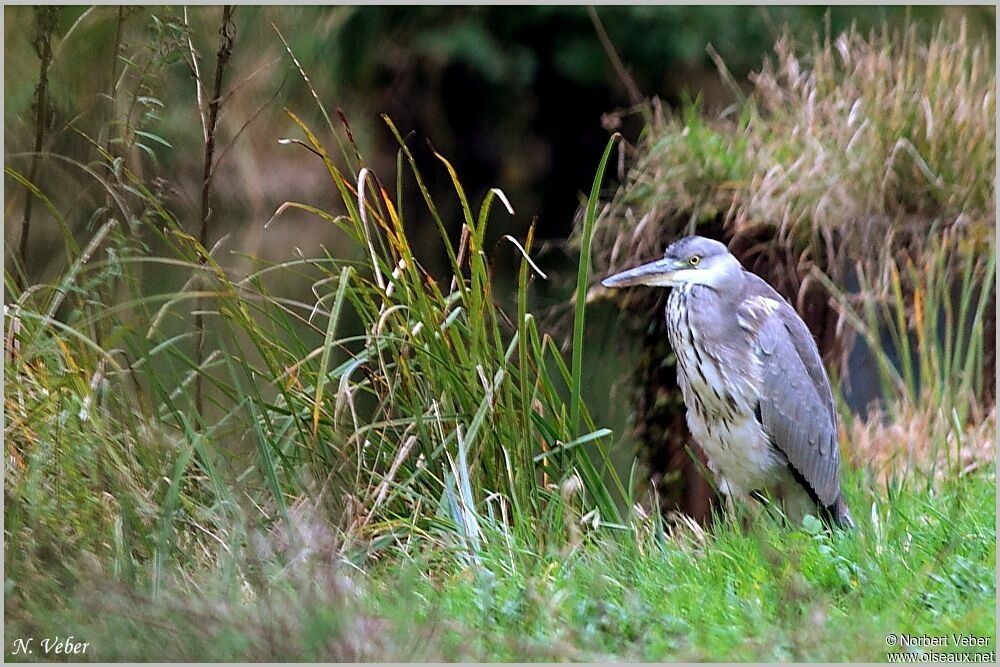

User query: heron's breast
[686,412,783,494]
[666,289,760,422]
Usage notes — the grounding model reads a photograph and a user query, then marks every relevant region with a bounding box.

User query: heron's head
[601,236,742,289]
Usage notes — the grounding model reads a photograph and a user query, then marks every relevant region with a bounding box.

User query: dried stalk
[195,5,236,418]
[18,7,62,282]
[587,6,643,107]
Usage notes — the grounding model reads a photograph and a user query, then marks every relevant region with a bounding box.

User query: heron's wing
[741,293,841,507]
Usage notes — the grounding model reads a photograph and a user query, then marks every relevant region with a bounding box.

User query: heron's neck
[669,281,742,320]
[672,281,729,302]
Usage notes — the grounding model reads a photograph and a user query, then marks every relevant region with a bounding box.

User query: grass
[591,19,995,275]
[4,13,996,663]
[6,466,994,661]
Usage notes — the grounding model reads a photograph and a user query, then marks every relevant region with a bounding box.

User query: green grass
[391,472,994,662]
[6,467,994,661]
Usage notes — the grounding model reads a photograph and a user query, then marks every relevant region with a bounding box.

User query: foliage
[4,17,633,626]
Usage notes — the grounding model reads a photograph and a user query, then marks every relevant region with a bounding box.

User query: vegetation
[4,8,995,662]
[591,21,995,269]
[7,472,996,661]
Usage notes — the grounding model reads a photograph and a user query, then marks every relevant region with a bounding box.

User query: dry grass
[591,19,995,279]
[847,400,996,489]
[746,20,994,242]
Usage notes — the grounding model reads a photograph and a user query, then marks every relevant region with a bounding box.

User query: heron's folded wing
[753,304,841,507]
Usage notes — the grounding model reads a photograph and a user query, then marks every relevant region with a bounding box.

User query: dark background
[7,5,990,280]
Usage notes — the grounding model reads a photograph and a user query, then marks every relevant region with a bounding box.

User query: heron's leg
[774,476,820,527]
[746,488,793,528]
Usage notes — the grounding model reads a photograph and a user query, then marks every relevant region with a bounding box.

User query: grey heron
[603,235,854,528]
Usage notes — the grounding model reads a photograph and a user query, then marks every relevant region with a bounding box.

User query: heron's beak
[601,258,683,288]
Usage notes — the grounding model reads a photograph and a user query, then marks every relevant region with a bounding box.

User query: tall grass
[4,8,633,599]
[252,113,630,557]
[816,229,996,487]
[5,103,633,609]
[591,20,995,271]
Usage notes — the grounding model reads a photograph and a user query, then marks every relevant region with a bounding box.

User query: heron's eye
[689,255,701,266]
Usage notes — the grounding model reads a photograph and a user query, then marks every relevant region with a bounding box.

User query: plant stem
[195,5,236,419]
[18,7,61,284]
[104,6,125,161]
[587,6,643,107]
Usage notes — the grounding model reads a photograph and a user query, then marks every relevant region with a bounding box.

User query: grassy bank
[6,466,994,661]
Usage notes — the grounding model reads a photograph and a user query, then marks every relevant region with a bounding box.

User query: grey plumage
[603,235,854,528]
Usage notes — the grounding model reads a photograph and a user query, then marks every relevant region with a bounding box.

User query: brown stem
[104,6,125,162]
[18,7,61,284]
[587,6,643,107]
[194,5,236,419]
